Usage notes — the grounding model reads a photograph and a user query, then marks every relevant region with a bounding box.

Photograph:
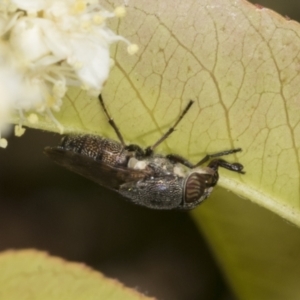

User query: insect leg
[166,154,194,168]
[168,148,244,172]
[194,148,242,167]
[145,100,194,156]
[98,94,126,146]
[125,144,145,157]
[207,158,245,174]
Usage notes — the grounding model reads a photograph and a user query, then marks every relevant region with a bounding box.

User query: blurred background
[0,1,299,299]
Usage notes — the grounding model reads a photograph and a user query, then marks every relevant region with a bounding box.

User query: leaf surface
[18,0,300,224]
[13,0,300,299]
[0,250,154,300]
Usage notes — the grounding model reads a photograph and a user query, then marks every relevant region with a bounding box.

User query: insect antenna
[145,100,194,156]
[98,94,126,146]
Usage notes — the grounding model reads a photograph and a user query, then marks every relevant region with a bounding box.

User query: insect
[44,95,245,210]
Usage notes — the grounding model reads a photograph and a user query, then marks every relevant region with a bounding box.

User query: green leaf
[13,0,300,299]
[18,0,300,224]
[0,250,154,300]
[193,188,300,300]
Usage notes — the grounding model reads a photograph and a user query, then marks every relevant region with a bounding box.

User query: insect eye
[184,172,214,203]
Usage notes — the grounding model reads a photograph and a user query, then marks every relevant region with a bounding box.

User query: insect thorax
[123,155,216,210]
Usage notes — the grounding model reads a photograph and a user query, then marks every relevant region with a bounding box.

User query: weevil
[44,95,244,210]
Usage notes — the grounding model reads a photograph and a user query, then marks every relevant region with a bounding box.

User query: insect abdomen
[60,135,127,167]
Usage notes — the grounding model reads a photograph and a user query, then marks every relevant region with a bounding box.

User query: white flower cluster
[0,0,138,147]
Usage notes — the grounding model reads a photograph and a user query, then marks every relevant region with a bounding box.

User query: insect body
[44,95,245,210]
